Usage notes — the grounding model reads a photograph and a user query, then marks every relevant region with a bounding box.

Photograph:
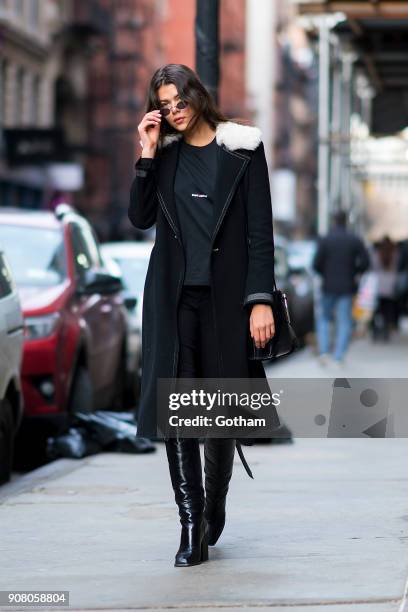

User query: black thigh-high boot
[203,437,236,546]
[165,437,209,567]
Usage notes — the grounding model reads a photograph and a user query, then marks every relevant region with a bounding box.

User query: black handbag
[247,283,299,361]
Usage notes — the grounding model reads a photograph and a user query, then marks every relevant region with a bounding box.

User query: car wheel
[0,398,14,484]
[69,367,94,414]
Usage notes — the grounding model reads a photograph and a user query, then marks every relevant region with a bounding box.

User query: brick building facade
[1,0,316,239]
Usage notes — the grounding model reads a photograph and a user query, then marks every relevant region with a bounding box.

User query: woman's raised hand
[138,110,162,154]
[249,304,275,349]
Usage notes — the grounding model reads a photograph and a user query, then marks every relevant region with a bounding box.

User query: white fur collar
[161,121,262,152]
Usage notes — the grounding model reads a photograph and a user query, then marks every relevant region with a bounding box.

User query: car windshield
[113,256,150,296]
[0,224,67,287]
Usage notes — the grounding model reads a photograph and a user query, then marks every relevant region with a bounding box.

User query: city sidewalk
[265,321,408,379]
[1,436,408,611]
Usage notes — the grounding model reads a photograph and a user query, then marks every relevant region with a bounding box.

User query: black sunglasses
[159,100,188,117]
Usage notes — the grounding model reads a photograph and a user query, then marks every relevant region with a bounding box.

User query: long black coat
[128,121,281,440]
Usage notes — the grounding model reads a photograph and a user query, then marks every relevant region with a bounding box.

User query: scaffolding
[294,0,408,239]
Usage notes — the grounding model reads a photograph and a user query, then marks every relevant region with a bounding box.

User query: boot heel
[201,535,209,561]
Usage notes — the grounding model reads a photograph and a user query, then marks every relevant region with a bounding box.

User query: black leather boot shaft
[165,437,209,566]
[203,437,236,546]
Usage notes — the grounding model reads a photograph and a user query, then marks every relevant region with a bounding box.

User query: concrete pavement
[1,329,408,611]
[264,320,408,379]
[1,435,408,611]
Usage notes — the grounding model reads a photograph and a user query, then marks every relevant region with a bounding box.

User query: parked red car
[0,205,128,419]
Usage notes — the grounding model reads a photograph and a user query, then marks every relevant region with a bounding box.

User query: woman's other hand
[138,110,162,155]
[249,304,275,349]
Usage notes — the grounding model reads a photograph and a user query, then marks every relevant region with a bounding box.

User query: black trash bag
[72,412,123,446]
[73,411,156,454]
[46,427,102,460]
[109,436,156,454]
[102,411,136,423]
[96,411,155,453]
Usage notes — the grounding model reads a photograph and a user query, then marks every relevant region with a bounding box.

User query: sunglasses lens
[159,100,187,116]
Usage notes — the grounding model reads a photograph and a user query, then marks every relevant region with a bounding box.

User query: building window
[15,66,25,125]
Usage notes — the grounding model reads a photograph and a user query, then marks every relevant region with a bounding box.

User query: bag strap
[236,440,254,479]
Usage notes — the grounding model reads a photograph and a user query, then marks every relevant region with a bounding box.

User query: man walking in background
[313,211,370,366]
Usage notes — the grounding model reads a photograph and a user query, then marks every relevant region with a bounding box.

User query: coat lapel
[155,137,250,244]
[155,139,182,237]
[211,144,250,244]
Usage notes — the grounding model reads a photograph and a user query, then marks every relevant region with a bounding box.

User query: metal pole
[245,0,276,173]
[330,50,342,211]
[340,51,353,213]
[195,0,220,104]
[317,17,330,235]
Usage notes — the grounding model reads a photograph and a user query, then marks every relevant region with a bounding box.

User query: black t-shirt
[174,136,218,285]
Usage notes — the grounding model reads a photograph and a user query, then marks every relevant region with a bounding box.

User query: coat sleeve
[242,141,276,309]
[128,156,159,230]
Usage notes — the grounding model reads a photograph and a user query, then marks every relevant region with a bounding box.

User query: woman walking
[128,64,279,567]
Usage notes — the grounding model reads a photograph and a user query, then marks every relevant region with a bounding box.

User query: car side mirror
[77,269,124,295]
[124,294,138,311]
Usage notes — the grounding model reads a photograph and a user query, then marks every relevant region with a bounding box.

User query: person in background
[371,236,399,341]
[396,239,408,317]
[313,210,370,366]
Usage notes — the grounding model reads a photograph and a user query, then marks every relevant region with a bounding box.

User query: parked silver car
[0,250,24,484]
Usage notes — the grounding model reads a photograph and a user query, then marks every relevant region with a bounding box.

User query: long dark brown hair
[145,63,248,149]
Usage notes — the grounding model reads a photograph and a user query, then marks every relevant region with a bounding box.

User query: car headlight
[24,313,61,340]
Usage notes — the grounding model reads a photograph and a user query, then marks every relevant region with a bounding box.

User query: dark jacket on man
[313,225,370,295]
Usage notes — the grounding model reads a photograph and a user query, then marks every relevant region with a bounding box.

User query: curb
[0,457,91,503]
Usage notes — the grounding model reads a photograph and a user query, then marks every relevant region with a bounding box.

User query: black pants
[176,285,221,380]
[169,285,251,478]
[167,285,220,441]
